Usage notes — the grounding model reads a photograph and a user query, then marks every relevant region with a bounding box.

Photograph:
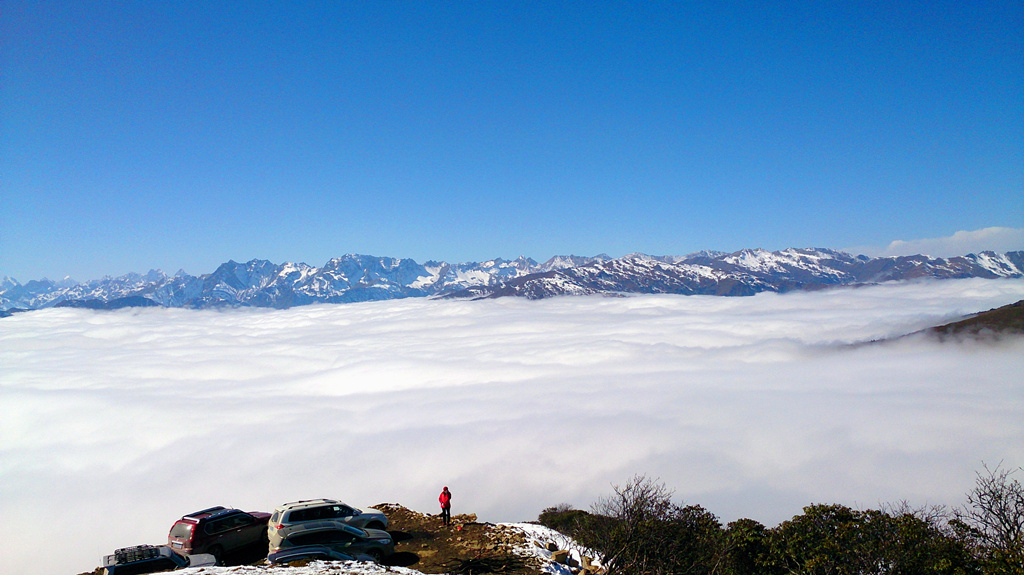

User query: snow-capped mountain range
[2,248,1023,311]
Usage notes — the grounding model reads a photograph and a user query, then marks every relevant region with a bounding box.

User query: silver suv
[267,499,388,551]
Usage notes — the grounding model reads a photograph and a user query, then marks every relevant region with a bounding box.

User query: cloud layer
[3,278,1024,574]
[851,227,1024,258]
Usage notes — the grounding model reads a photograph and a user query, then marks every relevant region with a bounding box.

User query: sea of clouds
[3,278,1024,575]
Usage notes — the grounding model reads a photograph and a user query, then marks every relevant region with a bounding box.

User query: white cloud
[849,227,1024,258]
[2,279,1024,574]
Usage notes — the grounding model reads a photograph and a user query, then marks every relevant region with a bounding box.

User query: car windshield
[169,523,193,538]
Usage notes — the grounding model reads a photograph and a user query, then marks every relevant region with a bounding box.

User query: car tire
[208,545,224,565]
[368,549,383,563]
[367,521,385,530]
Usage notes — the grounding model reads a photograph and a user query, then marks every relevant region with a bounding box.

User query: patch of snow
[503,523,598,575]
[454,269,494,284]
[179,560,424,575]
[973,252,1020,277]
[409,272,441,289]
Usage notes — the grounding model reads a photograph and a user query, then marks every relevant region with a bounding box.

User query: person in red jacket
[439,486,452,526]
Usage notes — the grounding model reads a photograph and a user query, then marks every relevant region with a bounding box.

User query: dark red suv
[167,506,271,564]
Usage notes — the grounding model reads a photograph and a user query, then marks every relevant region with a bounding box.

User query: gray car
[267,499,388,551]
[271,522,394,561]
[267,544,372,564]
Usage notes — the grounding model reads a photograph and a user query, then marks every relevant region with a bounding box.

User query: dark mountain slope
[926,299,1024,340]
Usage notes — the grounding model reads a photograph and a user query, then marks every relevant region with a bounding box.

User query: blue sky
[2,1,1022,281]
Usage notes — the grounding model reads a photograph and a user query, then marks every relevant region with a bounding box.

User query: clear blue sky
[2,1,1022,281]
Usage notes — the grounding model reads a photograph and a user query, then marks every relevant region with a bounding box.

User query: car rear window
[169,522,193,539]
[286,507,318,522]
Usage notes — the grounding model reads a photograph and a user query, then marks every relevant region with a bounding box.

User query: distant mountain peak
[2,249,1022,312]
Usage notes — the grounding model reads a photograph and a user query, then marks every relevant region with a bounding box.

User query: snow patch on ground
[178,562,421,575]
[504,522,596,575]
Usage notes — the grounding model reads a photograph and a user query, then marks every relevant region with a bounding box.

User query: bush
[953,463,1024,573]
[538,503,593,536]
[540,464,1024,575]
[767,504,976,575]
[564,475,725,575]
[724,518,774,575]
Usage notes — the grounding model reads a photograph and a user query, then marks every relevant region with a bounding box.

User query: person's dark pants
[441,506,451,525]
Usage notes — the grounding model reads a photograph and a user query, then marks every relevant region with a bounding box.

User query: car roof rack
[112,545,162,564]
[278,498,334,508]
[183,506,228,519]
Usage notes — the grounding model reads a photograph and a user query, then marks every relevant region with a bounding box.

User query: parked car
[267,544,373,565]
[267,499,388,550]
[102,545,215,575]
[271,522,394,561]
[167,505,271,563]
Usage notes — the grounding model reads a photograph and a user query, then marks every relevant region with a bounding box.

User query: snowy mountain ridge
[2,249,1023,311]
[445,249,1024,300]
[0,254,602,311]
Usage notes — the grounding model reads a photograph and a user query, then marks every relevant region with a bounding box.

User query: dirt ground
[375,503,548,575]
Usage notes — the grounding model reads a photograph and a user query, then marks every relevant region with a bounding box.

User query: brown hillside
[926,299,1024,341]
[374,504,546,574]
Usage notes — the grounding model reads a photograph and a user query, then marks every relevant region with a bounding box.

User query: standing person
[439,486,452,526]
